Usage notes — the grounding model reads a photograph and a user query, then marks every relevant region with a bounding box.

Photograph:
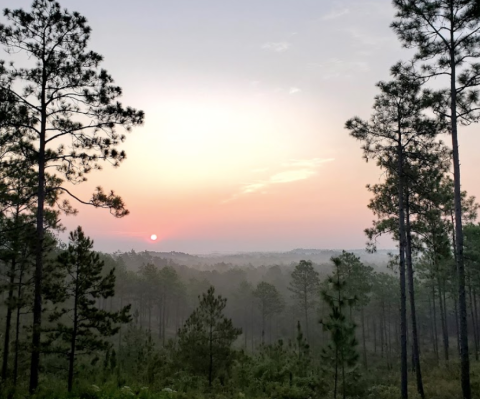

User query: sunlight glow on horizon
[41,0,480,253]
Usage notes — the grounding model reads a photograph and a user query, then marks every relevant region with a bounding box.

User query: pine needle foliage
[177,286,241,388]
[45,226,131,392]
[320,256,359,399]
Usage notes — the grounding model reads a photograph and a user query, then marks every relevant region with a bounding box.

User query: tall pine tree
[391,2,480,396]
[0,2,144,391]
[320,256,359,399]
[46,226,131,392]
[177,286,241,388]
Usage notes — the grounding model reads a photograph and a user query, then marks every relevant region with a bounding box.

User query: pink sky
[8,0,477,253]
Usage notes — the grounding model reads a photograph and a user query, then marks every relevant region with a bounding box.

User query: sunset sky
[8,0,480,253]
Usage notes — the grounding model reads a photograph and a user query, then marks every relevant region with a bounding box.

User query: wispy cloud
[262,41,291,53]
[321,8,350,21]
[307,58,369,80]
[345,27,395,49]
[223,158,334,203]
[289,87,301,95]
[269,169,316,184]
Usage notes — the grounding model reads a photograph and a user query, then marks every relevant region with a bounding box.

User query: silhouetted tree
[253,282,284,344]
[321,256,359,399]
[46,226,131,392]
[347,74,437,399]
[0,1,144,391]
[177,286,241,387]
[289,260,320,342]
[392,2,480,396]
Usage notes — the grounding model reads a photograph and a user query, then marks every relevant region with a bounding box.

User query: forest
[1,0,480,398]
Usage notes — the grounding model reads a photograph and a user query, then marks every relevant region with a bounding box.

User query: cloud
[321,8,350,20]
[345,27,395,49]
[223,158,334,203]
[307,58,370,80]
[262,41,291,53]
[241,182,267,194]
[289,87,301,95]
[269,169,316,184]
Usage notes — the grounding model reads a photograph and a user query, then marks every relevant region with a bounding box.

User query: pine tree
[177,286,241,388]
[253,282,285,344]
[45,226,131,392]
[333,251,373,369]
[289,260,320,343]
[346,73,437,399]
[391,3,480,396]
[320,256,359,399]
[0,2,144,391]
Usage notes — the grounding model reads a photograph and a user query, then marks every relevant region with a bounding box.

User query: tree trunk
[2,259,16,381]
[13,258,25,387]
[431,282,439,364]
[68,268,80,392]
[405,195,425,398]
[208,321,213,387]
[304,291,310,343]
[380,304,385,359]
[397,137,408,399]
[468,282,478,361]
[30,73,47,394]
[438,280,449,361]
[162,292,167,346]
[334,347,338,399]
[449,14,471,397]
[473,287,480,358]
[454,295,461,357]
[361,307,368,369]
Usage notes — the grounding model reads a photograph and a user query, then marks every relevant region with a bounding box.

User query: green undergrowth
[3,361,480,399]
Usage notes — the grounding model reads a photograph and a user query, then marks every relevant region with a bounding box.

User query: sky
[4,0,480,253]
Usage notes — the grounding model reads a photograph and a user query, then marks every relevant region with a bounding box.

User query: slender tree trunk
[449,16,470,397]
[304,290,310,343]
[431,283,439,364]
[208,321,213,387]
[380,304,385,358]
[438,280,449,361]
[454,295,461,357]
[118,298,123,351]
[387,307,392,369]
[162,292,167,346]
[29,51,49,392]
[405,196,425,398]
[397,137,408,399]
[261,304,265,345]
[473,288,480,357]
[468,282,478,361]
[2,259,16,381]
[148,299,151,331]
[361,307,368,369]
[30,71,47,394]
[13,258,25,387]
[334,348,338,399]
[68,270,80,392]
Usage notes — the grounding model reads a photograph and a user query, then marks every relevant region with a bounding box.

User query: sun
[150,234,158,241]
